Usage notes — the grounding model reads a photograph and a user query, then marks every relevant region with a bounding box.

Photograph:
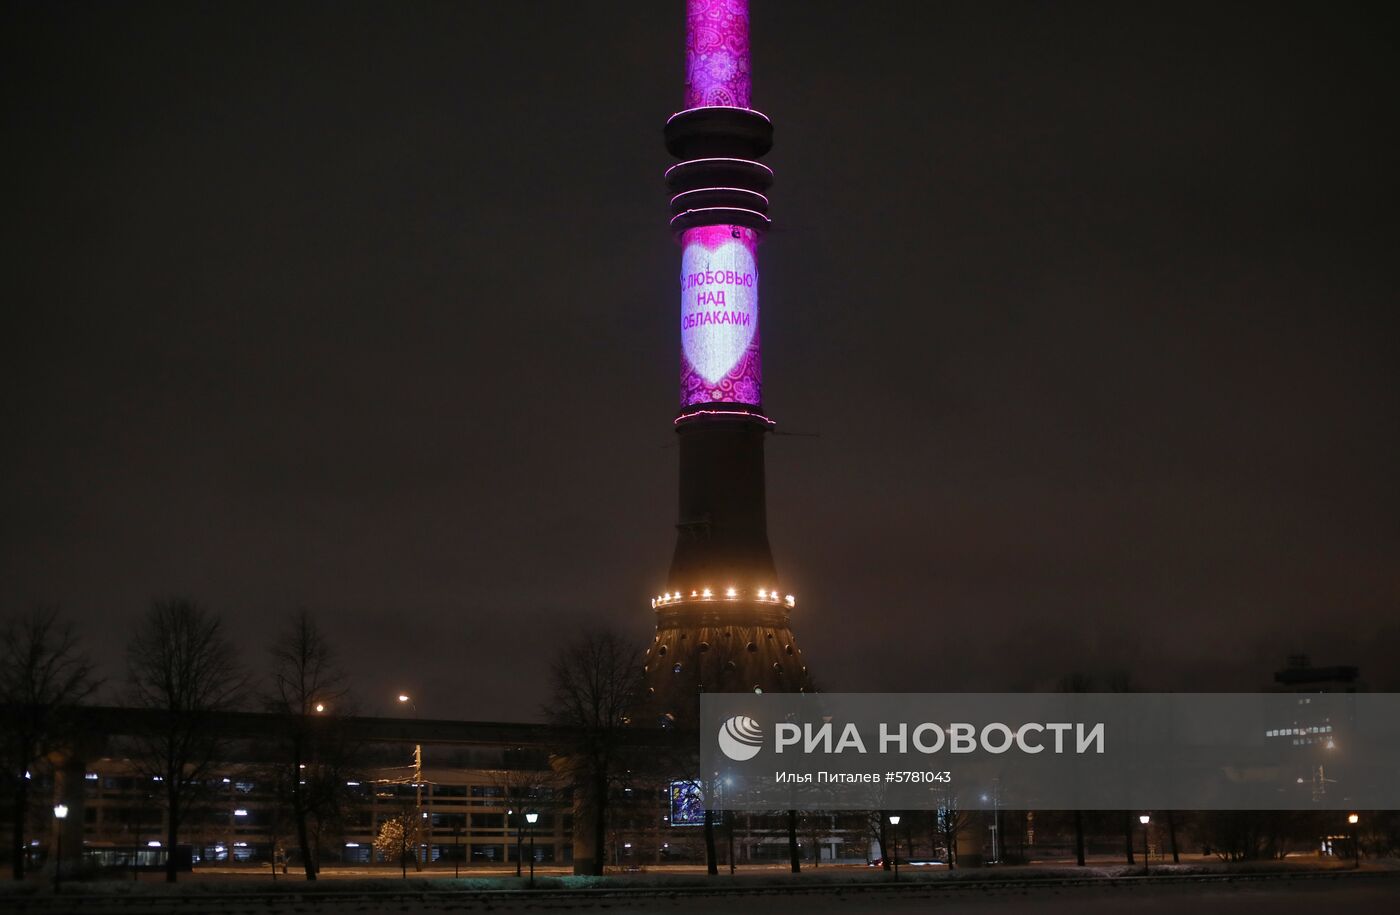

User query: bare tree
[1058,670,1136,866]
[0,607,99,880]
[545,628,644,876]
[126,598,244,883]
[262,609,357,881]
[937,790,970,869]
[786,808,801,873]
[801,811,829,867]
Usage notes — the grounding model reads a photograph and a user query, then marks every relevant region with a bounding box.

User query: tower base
[645,599,810,726]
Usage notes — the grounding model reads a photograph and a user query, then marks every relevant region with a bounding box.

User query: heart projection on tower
[679,224,761,406]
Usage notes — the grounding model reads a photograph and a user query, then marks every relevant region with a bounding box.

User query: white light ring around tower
[669,207,771,227]
[669,187,770,208]
[665,158,774,181]
[673,408,776,426]
[666,106,772,126]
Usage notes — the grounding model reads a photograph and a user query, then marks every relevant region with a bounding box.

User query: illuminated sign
[669,779,721,826]
[680,224,761,407]
[685,0,751,109]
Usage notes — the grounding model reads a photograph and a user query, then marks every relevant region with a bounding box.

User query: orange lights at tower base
[651,587,795,609]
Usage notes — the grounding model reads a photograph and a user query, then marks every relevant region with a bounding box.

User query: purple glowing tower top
[667,0,772,417]
[685,0,752,109]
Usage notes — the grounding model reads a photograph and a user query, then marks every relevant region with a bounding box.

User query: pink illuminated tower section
[647,0,808,724]
[679,223,761,406]
[685,0,752,108]
[669,0,771,413]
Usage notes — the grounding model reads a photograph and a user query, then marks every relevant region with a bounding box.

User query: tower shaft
[645,0,810,722]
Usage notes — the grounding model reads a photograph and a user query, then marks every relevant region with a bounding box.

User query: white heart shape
[680,235,759,385]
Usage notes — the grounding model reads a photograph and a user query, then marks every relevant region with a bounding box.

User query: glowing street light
[394,693,423,871]
[507,808,522,878]
[888,814,901,881]
[1348,813,1360,868]
[1139,814,1151,875]
[314,702,325,713]
[525,811,539,887]
[53,804,68,893]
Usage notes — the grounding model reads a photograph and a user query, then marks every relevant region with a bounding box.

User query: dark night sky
[4,1,1397,720]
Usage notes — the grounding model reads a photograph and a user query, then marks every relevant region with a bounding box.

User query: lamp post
[1139,814,1151,876]
[525,811,539,888]
[888,814,901,881]
[397,694,424,871]
[1348,813,1359,868]
[507,808,521,877]
[53,804,68,893]
[452,825,461,878]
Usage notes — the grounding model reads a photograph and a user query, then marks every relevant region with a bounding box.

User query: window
[472,813,504,830]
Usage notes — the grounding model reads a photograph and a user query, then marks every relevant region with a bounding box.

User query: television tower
[645,0,811,722]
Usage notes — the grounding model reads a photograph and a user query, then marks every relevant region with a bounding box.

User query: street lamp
[888,814,901,881]
[507,808,521,877]
[396,694,424,871]
[525,811,539,888]
[452,825,461,879]
[53,804,69,893]
[1139,814,1151,876]
[1348,813,1360,868]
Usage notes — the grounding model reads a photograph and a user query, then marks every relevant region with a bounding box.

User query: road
[7,873,1397,914]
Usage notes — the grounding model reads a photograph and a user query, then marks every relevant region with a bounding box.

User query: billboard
[679,224,761,407]
[669,779,721,826]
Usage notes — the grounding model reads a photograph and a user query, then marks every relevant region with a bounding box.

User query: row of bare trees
[0,599,359,884]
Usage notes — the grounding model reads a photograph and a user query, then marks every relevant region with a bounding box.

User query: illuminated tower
[646,0,811,722]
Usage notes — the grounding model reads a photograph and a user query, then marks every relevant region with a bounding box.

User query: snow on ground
[4,873,1398,914]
